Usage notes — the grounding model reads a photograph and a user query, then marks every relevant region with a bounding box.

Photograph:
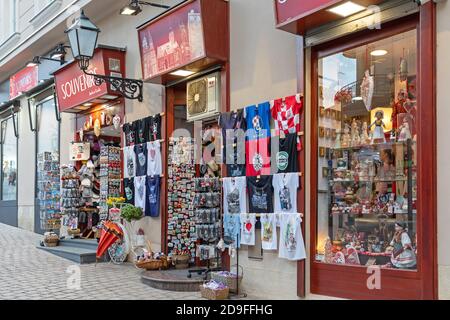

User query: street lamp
[65,10,143,102]
[120,0,170,16]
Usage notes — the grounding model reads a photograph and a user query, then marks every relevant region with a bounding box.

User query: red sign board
[138,0,205,81]
[275,0,339,25]
[9,66,38,99]
[54,51,110,112]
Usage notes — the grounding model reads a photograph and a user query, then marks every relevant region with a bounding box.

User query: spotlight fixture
[51,43,70,60]
[120,0,170,16]
[27,56,41,67]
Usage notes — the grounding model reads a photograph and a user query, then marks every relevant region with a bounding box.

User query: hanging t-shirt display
[149,114,162,141]
[273,173,299,213]
[146,175,160,217]
[240,213,256,246]
[147,140,162,176]
[223,213,241,247]
[271,94,303,151]
[123,178,134,204]
[134,175,146,212]
[123,146,136,178]
[261,214,277,250]
[123,122,136,146]
[278,213,306,261]
[272,133,298,174]
[247,176,274,213]
[245,102,271,140]
[219,110,247,177]
[223,177,247,215]
[134,143,148,177]
[245,137,271,177]
[135,117,150,144]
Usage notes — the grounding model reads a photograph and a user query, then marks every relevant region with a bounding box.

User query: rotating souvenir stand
[188,177,222,279]
[167,137,197,261]
[37,152,61,231]
[99,145,122,221]
[60,171,81,236]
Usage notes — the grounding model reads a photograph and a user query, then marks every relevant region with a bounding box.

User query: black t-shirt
[272,133,298,174]
[247,175,274,213]
[123,178,135,204]
[134,143,148,177]
[123,122,136,146]
[219,111,247,177]
[149,114,162,141]
[135,117,151,144]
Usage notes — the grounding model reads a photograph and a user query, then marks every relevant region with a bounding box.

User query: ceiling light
[84,103,93,107]
[170,70,195,77]
[352,96,363,101]
[370,49,388,56]
[328,1,366,17]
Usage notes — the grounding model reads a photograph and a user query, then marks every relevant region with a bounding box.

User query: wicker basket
[211,266,243,294]
[44,236,59,247]
[172,254,190,269]
[136,259,163,270]
[68,228,81,236]
[200,285,229,300]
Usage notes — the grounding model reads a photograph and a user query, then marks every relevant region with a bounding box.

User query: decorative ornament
[94,119,101,137]
[100,112,106,126]
[113,114,121,130]
[361,69,374,111]
[79,128,84,141]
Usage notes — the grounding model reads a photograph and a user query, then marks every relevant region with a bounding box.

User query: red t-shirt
[245,137,271,177]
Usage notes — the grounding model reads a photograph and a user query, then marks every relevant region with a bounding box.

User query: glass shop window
[1,117,18,201]
[36,97,60,229]
[315,30,418,270]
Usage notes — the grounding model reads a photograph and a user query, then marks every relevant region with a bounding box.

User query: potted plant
[120,204,143,223]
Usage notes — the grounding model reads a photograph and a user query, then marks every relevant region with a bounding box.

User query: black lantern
[65,10,143,102]
[65,10,100,71]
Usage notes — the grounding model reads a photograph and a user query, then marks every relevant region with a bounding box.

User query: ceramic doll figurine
[388,222,416,269]
[360,122,370,145]
[344,187,355,203]
[341,125,351,148]
[369,111,386,144]
[331,203,340,215]
[398,118,412,142]
[350,119,360,147]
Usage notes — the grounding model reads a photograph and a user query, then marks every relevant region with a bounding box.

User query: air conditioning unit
[186,72,221,122]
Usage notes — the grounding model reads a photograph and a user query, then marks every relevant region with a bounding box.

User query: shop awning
[137,0,228,84]
[275,0,385,35]
[53,46,126,113]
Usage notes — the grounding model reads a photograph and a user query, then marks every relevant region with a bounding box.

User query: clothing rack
[120,112,165,128]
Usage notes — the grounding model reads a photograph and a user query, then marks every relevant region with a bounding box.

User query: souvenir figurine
[350,119,360,147]
[369,110,386,144]
[331,203,340,215]
[361,69,374,111]
[387,221,416,269]
[113,114,121,130]
[100,112,106,126]
[335,130,342,149]
[360,121,370,145]
[344,187,355,203]
[341,125,351,148]
[398,117,412,142]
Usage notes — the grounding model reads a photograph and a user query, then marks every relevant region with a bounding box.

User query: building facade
[0,0,448,300]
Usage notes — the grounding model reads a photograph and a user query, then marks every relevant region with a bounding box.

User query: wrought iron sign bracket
[83,70,144,102]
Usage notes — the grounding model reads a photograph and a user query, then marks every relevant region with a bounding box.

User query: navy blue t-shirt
[134,143,147,177]
[146,175,160,217]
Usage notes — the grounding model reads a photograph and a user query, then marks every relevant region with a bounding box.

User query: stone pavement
[0,223,204,300]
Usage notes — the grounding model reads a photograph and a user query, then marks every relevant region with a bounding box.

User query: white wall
[229,0,302,300]
[436,0,450,300]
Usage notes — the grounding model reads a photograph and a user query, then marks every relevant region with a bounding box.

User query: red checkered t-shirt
[271,94,303,151]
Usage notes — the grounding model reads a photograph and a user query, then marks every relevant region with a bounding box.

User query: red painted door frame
[308,2,437,300]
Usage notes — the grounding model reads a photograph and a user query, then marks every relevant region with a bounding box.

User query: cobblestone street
[0,223,202,300]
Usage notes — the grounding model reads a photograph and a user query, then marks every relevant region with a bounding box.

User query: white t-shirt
[278,213,306,261]
[223,177,247,215]
[260,214,277,250]
[240,213,256,246]
[134,176,146,212]
[123,146,136,178]
[273,173,299,213]
[147,141,162,176]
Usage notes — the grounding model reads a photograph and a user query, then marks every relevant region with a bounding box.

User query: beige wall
[229,0,303,300]
[436,0,450,300]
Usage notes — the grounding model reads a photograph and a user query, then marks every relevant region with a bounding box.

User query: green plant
[120,204,143,223]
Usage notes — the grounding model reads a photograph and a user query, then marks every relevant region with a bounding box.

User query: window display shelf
[331,141,413,152]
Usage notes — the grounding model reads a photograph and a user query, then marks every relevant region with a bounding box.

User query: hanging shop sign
[138,0,228,84]
[9,66,39,99]
[54,47,126,113]
[274,0,384,35]
[70,142,91,161]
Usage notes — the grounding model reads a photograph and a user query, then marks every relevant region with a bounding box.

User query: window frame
[0,115,19,202]
[0,0,18,47]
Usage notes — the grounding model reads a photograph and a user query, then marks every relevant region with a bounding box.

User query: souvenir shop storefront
[51,46,127,240]
[274,0,437,299]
